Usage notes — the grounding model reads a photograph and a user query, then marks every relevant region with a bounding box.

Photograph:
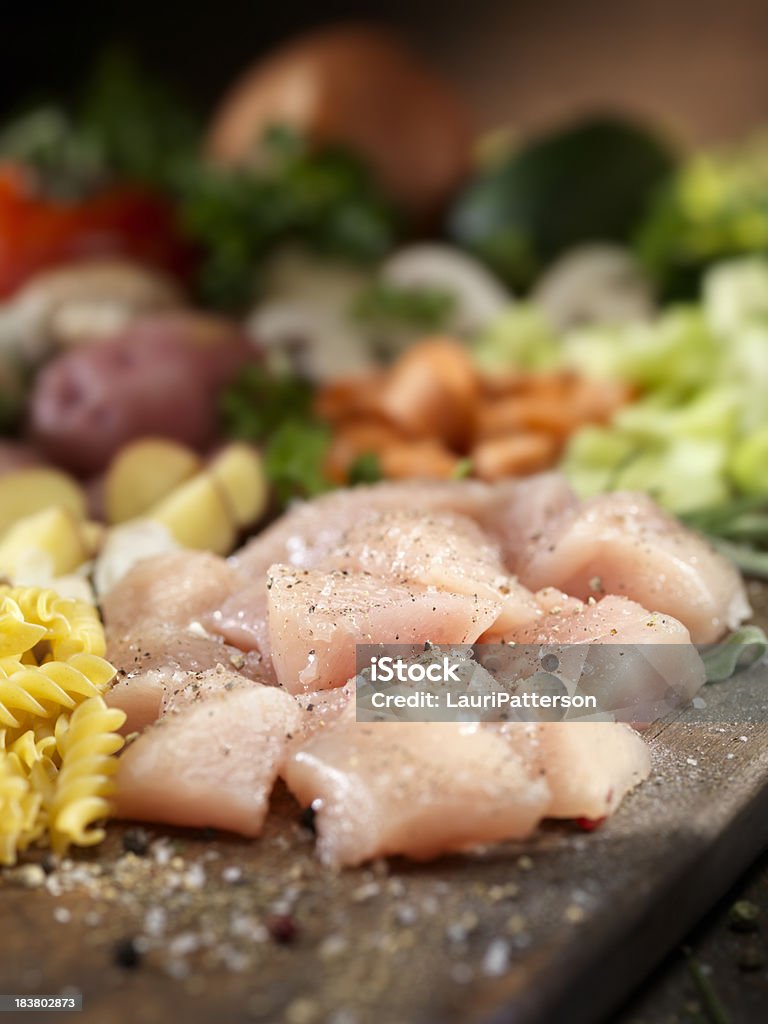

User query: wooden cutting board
[3,585,768,1024]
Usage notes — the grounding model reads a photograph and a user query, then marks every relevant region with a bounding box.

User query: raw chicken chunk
[233,480,494,578]
[283,708,550,866]
[102,551,242,633]
[203,580,275,682]
[115,682,302,836]
[484,590,706,720]
[321,509,540,635]
[505,490,750,643]
[105,627,262,732]
[268,565,501,692]
[532,721,651,819]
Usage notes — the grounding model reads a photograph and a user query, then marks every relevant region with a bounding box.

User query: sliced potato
[148,473,237,555]
[104,439,202,525]
[0,507,88,578]
[0,468,86,538]
[208,444,268,528]
[81,520,108,557]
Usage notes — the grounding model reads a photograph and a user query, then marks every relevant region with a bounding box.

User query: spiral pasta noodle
[47,698,125,853]
[0,586,125,865]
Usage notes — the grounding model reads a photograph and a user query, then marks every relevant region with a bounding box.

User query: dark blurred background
[3,0,768,142]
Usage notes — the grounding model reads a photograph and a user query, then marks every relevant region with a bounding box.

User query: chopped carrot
[374,338,479,448]
[314,337,632,486]
[471,433,559,481]
[324,420,405,484]
[479,371,533,398]
[379,440,459,480]
[474,395,577,441]
[315,374,384,424]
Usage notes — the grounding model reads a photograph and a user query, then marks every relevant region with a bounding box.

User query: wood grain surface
[2,586,768,1024]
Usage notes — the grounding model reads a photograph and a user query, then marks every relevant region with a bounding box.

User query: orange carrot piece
[374,338,480,447]
[474,395,577,441]
[379,440,460,480]
[471,433,559,481]
[324,420,405,484]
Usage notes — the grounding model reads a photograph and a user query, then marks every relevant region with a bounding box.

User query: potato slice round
[208,444,267,528]
[105,439,201,525]
[148,473,237,556]
[0,468,86,538]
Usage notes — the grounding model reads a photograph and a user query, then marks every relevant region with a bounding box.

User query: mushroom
[0,259,184,366]
[379,243,512,335]
[246,248,376,380]
[532,245,655,330]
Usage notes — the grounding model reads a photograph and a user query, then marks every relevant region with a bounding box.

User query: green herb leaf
[179,129,402,308]
[78,48,199,188]
[348,452,382,485]
[702,625,768,682]
[0,51,198,197]
[220,365,315,443]
[264,420,332,507]
[452,457,474,479]
[351,282,456,330]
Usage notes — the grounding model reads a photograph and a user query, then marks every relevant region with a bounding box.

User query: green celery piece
[473,303,560,371]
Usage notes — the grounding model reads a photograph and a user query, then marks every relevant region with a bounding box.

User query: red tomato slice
[0,163,192,298]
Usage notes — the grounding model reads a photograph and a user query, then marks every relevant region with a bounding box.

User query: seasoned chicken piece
[531,721,651,819]
[320,509,540,635]
[283,707,549,866]
[232,479,494,577]
[503,490,749,643]
[102,550,242,633]
[268,565,501,692]
[115,682,302,836]
[105,627,262,733]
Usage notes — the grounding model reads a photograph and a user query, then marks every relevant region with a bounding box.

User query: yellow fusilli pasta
[0,585,107,660]
[48,697,125,853]
[0,586,125,864]
[0,752,43,866]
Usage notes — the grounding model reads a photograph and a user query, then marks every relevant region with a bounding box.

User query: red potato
[28,314,256,476]
[114,312,255,394]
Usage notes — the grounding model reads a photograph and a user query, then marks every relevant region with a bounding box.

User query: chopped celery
[612,439,729,513]
[476,254,768,537]
[704,257,768,335]
[562,308,718,392]
[473,303,561,371]
[614,388,741,443]
[729,427,768,496]
[562,426,638,498]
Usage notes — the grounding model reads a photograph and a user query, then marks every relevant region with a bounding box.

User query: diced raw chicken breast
[106,670,168,735]
[105,627,263,733]
[484,590,706,720]
[506,589,693,645]
[505,490,750,643]
[320,509,541,636]
[268,565,501,692]
[283,707,550,866]
[293,682,354,739]
[202,580,276,682]
[233,480,494,578]
[102,551,242,633]
[480,472,579,569]
[115,682,302,836]
[530,721,651,819]
[160,665,260,715]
